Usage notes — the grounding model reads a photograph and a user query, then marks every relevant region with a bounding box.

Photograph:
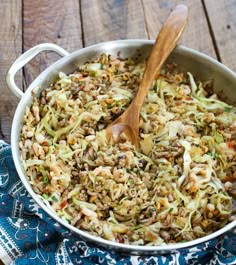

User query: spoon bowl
[106,4,188,148]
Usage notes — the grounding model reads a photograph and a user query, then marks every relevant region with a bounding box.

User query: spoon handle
[132,4,188,110]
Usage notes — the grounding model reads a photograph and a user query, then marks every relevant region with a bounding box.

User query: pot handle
[6,43,70,98]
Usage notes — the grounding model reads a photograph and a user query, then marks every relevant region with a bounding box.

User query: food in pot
[19,53,236,245]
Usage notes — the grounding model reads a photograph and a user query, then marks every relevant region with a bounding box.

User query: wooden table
[0,0,236,144]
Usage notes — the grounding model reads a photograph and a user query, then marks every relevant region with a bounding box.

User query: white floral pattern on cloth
[0,140,236,265]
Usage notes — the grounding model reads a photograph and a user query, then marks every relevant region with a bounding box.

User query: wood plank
[204,0,236,72]
[142,0,216,58]
[0,0,22,143]
[81,0,148,46]
[23,0,83,86]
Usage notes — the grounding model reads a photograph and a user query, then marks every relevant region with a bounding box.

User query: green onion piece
[42,193,49,199]
[39,166,49,184]
[128,179,134,185]
[51,195,58,202]
[153,83,157,93]
[225,107,232,112]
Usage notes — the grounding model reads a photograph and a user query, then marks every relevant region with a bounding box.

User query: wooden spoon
[106,4,188,148]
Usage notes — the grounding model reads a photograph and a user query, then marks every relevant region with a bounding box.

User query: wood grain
[142,0,216,58]
[81,0,148,46]
[0,0,22,144]
[23,0,83,86]
[203,0,236,72]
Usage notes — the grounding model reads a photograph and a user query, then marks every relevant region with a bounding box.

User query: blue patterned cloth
[0,140,236,265]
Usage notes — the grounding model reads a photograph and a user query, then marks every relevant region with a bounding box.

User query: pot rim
[10,39,236,253]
